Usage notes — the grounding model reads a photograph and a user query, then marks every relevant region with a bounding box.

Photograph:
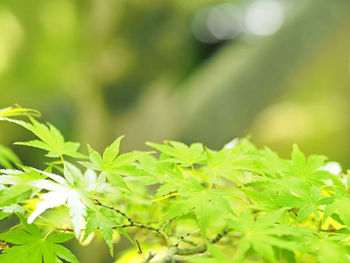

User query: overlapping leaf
[0,144,21,168]
[84,206,126,256]
[0,166,95,238]
[0,216,78,263]
[146,141,206,167]
[80,136,148,190]
[162,177,233,236]
[286,145,329,180]
[229,210,312,262]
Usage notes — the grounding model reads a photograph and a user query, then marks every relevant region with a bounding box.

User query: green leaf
[287,145,327,180]
[0,106,39,120]
[102,136,124,165]
[13,117,85,159]
[0,230,33,244]
[146,141,206,167]
[0,211,11,220]
[228,210,311,261]
[336,198,350,228]
[46,232,75,243]
[162,202,192,221]
[161,178,232,235]
[309,235,350,263]
[205,147,259,185]
[86,144,103,169]
[80,139,148,190]
[0,144,21,168]
[105,172,129,190]
[0,220,77,263]
[84,206,124,256]
[291,145,306,168]
[0,185,32,207]
[252,241,275,262]
[195,194,210,236]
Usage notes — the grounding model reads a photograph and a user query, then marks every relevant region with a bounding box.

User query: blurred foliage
[1,0,350,261]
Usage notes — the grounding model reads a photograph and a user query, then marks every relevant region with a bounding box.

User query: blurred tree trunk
[70,0,123,152]
[118,0,350,150]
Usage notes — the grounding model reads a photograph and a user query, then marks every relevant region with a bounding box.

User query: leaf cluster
[0,106,349,263]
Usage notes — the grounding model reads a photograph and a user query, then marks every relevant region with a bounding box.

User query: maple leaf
[0,166,96,238]
[80,136,148,190]
[244,175,334,222]
[162,177,233,236]
[0,216,78,263]
[286,145,329,180]
[229,209,312,262]
[27,166,101,238]
[83,206,127,256]
[204,145,260,186]
[146,141,206,167]
[0,106,39,120]
[0,169,45,210]
[7,117,85,159]
[136,153,186,197]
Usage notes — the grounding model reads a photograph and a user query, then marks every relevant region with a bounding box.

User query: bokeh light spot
[244,0,284,36]
[207,4,242,40]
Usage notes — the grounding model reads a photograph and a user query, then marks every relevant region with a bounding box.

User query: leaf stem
[60,154,65,165]
[152,193,178,202]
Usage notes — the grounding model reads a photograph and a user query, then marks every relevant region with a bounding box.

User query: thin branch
[160,218,174,232]
[94,200,234,255]
[113,223,168,244]
[56,227,74,232]
[94,199,133,224]
[174,229,200,248]
[181,239,198,247]
[93,200,168,244]
[211,228,232,244]
[175,228,232,256]
[141,250,156,263]
[151,228,233,263]
[176,244,207,256]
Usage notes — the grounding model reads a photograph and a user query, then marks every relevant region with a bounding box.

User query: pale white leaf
[28,190,68,223]
[83,169,97,191]
[28,179,66,191]
[223,138,239,150]
[0,169,23,175]
[67,190,87,238]
[32,168,67,185]
[319,161,342,175]
[0,175,26,185]
[1,204,25,214]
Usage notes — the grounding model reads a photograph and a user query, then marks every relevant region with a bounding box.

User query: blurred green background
[1,0,350,261]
